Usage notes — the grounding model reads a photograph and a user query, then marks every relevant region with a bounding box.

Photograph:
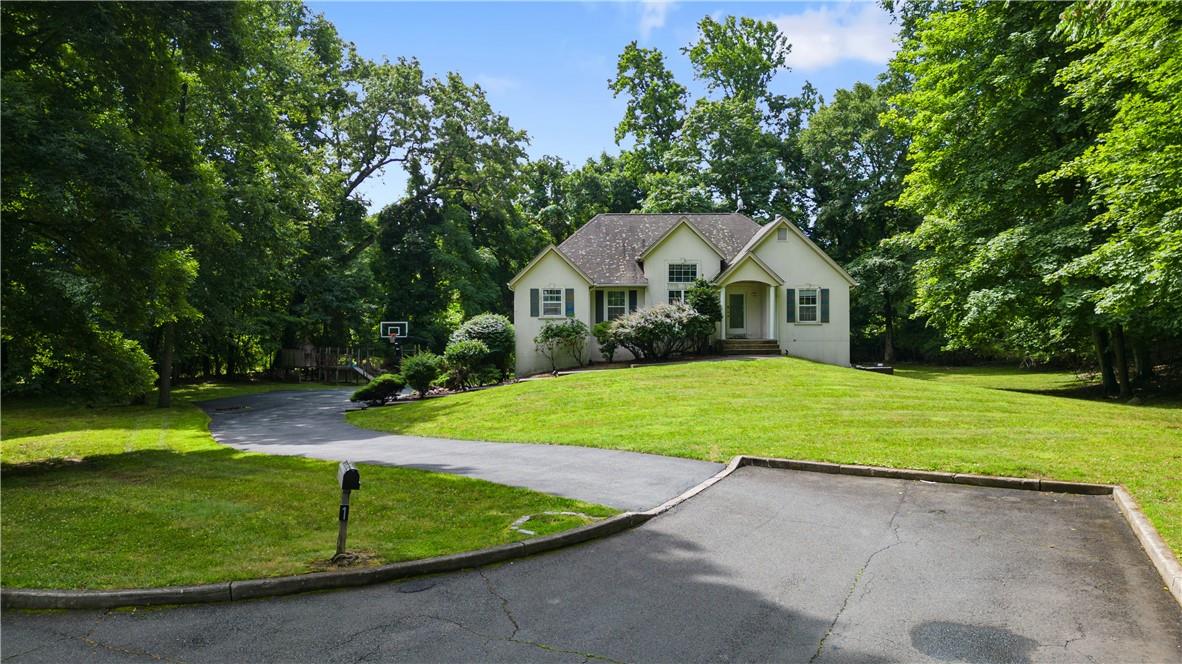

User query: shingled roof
[556,213,762,285]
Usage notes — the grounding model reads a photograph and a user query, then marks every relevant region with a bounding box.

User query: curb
[5,456,1177,610]
[1113,487,1182,607]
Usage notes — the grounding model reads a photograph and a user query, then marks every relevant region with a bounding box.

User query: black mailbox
[338,461,361,491]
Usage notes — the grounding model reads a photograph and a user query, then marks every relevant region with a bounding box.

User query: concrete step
[720,339,781,356]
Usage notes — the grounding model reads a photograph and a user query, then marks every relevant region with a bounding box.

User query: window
[798,289,818,322]
[776,227,788,241]
[606,290,626,320]
[541,288,563,317]
[668,290,685,304]
[668,263,697,283]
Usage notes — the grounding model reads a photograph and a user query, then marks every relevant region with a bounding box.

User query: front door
[727,292,746,338]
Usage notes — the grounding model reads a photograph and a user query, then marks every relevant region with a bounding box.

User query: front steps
[720,339,781,356]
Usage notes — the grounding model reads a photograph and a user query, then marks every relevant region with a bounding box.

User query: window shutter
[821,288,830,323]
[530,289,539,317]
[565,288,575,317]
[595,290,605,324]
[785,288,795,323]
[628,289,638,312]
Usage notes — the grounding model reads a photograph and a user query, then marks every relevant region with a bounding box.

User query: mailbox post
[336,461,361,557]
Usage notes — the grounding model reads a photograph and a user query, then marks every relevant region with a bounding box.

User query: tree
[799,80,920,362]
[682,15,789,101]
[1052,1,1182,389]
[609,43,687,176]
[887,2,1100,368]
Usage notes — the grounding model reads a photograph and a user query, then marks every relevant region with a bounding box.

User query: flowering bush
[609,303,713,360]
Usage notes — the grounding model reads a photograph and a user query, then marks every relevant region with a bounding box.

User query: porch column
[719,286,726,341]
[768,284,776,340]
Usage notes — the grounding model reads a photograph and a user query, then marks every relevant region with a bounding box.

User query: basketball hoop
[379,321,409,342]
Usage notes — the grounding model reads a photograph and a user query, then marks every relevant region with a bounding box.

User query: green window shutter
[565,288,575,317]
[530,289,539,317]
[628,289,638,312]
[595,290,605,324]
[785,288,795,323]
[821,288,830,323]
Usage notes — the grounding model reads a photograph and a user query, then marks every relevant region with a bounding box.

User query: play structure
[273,322,409,383]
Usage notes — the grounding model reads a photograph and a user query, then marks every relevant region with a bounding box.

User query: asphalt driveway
[198,389,722,511]
[5,467,1179,662]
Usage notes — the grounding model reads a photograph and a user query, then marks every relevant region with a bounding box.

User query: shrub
[5,328,157,404]
[401,351,443,397]
[610,303,712,361]
[350,373,405,404]
[685,278,722,351]
[450,313,514,379]
[444,339,490,390]
[593,321,619,363]
[534,318,589,372]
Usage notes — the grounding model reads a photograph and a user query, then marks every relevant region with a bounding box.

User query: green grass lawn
[350,358,1182,555]
[893,362,1092,393]
[1,382,615,589]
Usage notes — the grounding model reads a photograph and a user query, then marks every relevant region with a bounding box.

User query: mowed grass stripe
[349,358,1181,554]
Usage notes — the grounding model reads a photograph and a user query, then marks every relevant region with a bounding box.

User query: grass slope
[1,383,615,589]
[350,358,1182,554]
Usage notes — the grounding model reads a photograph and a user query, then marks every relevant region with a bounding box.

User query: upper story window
[606,290,627,320]
[668,263,697,283]
[541,288,564,317]
[798,288,819,322]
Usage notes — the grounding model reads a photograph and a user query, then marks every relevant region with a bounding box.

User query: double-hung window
[667,263,697,303]
[541,288,564,317]
[797,289,819,322]
[606,290,627,320]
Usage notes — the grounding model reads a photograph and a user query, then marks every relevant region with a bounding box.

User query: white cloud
[474,75,520,95]
[638,0,675,39]
[770,2,897,71]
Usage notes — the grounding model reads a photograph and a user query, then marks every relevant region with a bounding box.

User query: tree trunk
[1110,325,1131,399]
[1092,327,1117,395]
[883,297,896,364]
[157,322,175,408]
[1132,339,1153,382]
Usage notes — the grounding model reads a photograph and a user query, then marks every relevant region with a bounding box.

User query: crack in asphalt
[809,485,910,664]
[477,569,625,663]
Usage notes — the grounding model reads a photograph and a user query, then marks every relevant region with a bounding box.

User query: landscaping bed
[0,383,616,589]
[348,358,1182,555]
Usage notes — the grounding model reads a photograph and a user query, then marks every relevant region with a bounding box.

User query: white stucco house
[508,213,855,376]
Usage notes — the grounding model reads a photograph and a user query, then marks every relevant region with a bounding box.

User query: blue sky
[307,1,900,211]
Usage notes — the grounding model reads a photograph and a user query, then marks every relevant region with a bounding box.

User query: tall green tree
[887,2,1100,369]
[1052,1,1182,387]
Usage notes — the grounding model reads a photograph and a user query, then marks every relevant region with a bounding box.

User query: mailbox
[338,461,361,491]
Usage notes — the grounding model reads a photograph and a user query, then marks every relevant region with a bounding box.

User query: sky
[306,1,901,212]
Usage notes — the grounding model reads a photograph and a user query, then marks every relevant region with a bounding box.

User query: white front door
[727,292,746,338]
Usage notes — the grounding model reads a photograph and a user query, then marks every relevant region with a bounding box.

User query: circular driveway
[199,389,723,511]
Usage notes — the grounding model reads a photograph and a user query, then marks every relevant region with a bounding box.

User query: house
[508,213,855,375]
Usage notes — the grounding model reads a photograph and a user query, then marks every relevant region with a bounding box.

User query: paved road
[5,467,1180,662]
[197,389,722,511]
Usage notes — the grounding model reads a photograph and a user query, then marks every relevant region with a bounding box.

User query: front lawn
[0,384,616,589]
[349,358,1182,554]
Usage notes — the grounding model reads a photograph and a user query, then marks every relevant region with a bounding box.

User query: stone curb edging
[1113,487,1182,608]
[5,455,1178,610]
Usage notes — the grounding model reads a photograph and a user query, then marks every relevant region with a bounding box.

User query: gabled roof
[738,216,857,286]
[556,213,760,285]
[715,251,784,286]
[507,245,593,290]
[638,217,726,261]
